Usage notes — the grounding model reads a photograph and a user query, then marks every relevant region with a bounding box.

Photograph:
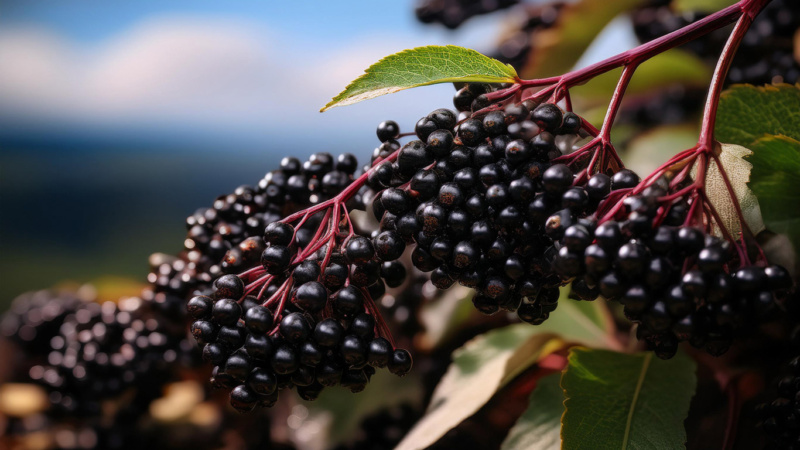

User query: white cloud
[0,16,455,142]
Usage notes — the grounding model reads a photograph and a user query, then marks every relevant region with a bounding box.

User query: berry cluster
[414,0,519,29]
[189,272,412,412]
[186,151,414,411]
[183,151,361,288]
[28,295,191,415]
[369,87,597,325]
[553,176,793,358]
[1,289,83,357]
[632,0,799,85]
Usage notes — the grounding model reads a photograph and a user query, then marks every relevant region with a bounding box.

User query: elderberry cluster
[553,177,793,358]
[185,150,415,411]
[28,295,191,415]
[414,0,519,29]
[183,151,361,288]
[189,271,412,412]
[1,289,83,357]
[369,86,596,325]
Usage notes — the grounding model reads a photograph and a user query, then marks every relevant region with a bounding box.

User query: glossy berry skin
[212,299,242,326]
[350,313,376,339]
[381,188,413,215]
[610,170,640,190]
[457,119,487,146]
[482,111,507,136]
[188,295,213,320]
[279,313,311,344]
[505,139,531,165]
[293,261,321,285]
[373,231,406,261]
[542,165,573,196]
[293,281,328,313]
[214,274,245,299]
[344,235,375,264]
[271,345,299,375]
[333,286,365,317]
[381,261,407,288]
[264,222,294,246]
[315,318,344,347]
[427,130,454,157]
[244,306,273,334]
[192,320,217,345]
[230,385,258,412]
[531,104,563,131]
[245,334,274,360]
[388,349,413,376]
[377,120,400,142]
[366,337,392,368]
[428,108,457,130]
[247,367,277,395]
[323,263,349,290]
[560,112,582,134]
[341,335,367,366]
[261,245,292,274]
[410,169,440,200]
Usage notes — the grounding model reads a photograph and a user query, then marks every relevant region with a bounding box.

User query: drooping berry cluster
[189,270,412,412]
[414,0,519,29]
[186,150,414,411]
[632,0,799,85]
[369,86,602,325]
[553,176,794,358]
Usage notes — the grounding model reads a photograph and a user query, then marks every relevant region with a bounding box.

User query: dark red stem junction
[486,0,769,266]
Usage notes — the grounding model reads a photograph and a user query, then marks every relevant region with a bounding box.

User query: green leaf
[321,45,517,111]
[396,291,617,450]
[561,348,697,450]
[395,327,562,450]
[672,0,736,13]
[747,135,800,252]
[500,373,564,450]
[520,0,644,78]
[716,83,800,147]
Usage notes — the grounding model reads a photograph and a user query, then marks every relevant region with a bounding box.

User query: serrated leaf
[395,328,562,450]
[321,45,517,111]
[500,373,564,450]
[747,135,800,253]
[561,348,697,450]
[520,0,644,78]
[698,143,765,238]
[716,83,800,146]
[672,0,736,13]
[396,291,616,450]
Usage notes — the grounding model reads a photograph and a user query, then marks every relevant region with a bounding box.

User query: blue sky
[0,0,634,156]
